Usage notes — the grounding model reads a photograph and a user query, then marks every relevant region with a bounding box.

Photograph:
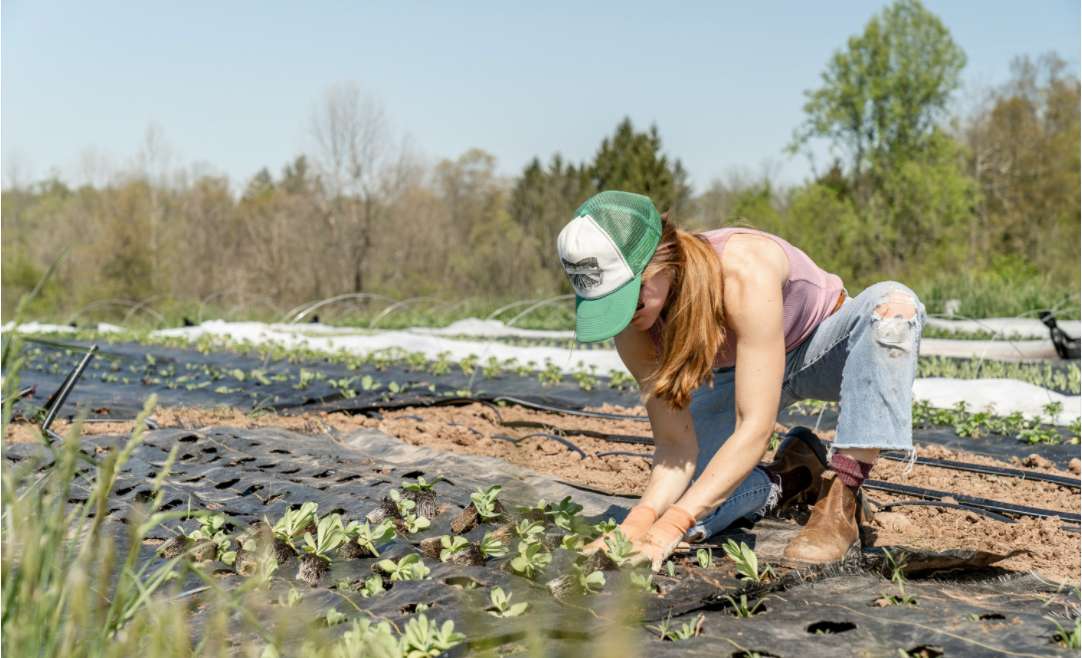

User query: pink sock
[830,453,873,488]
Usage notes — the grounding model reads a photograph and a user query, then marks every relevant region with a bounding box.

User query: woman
[558,190,926,570]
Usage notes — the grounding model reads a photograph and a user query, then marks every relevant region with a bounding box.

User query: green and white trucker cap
[557,191,662,342]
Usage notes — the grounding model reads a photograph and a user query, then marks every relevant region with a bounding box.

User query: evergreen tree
[589,118,690,214]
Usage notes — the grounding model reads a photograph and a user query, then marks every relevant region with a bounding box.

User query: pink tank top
[650,227,845,369]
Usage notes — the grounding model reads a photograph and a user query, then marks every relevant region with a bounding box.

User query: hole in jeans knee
[873,290,917,321]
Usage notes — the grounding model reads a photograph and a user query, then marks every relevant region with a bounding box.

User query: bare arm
[671,248,786,517]
[613,327,698,515]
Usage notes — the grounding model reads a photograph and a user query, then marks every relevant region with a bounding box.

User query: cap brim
[574,275,641,343]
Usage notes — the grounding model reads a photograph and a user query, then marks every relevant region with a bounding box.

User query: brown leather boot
[762,426,829,512]
[783,471,860,565]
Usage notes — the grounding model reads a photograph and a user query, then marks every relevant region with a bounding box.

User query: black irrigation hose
[594,450,653,461]
[876,499,1017,524]
[489,395,648,422]
[879,450,1081,490]
[863,479,1081,524]
[491,432,587,459]
[502,420,653,446]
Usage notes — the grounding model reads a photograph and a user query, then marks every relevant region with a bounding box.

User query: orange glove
[583,504,657,554]
[631,505,696,571]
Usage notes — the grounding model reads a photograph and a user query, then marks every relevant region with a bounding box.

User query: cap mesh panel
[575,191,661,273]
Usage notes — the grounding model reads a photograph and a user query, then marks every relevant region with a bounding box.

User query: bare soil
[6,401,1079,583]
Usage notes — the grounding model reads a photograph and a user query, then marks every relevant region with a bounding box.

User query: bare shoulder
[720,233,789,283]
[720,234,788,329]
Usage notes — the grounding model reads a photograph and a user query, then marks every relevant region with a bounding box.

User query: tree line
[3,0,1078,322]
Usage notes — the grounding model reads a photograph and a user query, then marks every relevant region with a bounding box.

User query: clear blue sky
[3,1,1079,191]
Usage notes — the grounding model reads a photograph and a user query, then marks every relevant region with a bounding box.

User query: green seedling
[629,569,656,593]
[603,529,636,567]
[696,548,714,569]
[187,513,236,564]
[538,362,563,386]
[509,541,551,579]
[560,532,585,551]
[360,375,380,391]
[459,354,479,376]
[359,574,385,599]
[592,517,619,535]
[402,476,442,493]
[648,613,705,641]
[347,520,396,557]
[545,496,583,531]
[438,535,471,562]
[486,587,528,618]
[400,614,466,658]
[375,553,431,582]
[574,563,606,595]
[470,485,502,520]
[1048,615,1081,649]
[271,501,319,547]
[324,609,347,626]
[479,531,508,559]
[722,539,773,583]
[514,519,545,541]
[722,593,765,618]
[301,514,348,560]
[877,549,917,607]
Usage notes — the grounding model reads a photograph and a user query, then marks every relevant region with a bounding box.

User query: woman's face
[629,269,672,331]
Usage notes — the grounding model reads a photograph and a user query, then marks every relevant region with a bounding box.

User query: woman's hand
[582,504,656,554]
[629,506,697,571]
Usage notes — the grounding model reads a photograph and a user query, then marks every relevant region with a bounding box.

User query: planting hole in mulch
[806,621,857,634]
[904,646,944,658]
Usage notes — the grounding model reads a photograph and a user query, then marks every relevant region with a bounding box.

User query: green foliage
[272,502,319,547]
[602,529,636,567]
[573,564,606,596]
[347,520,396,557]
[648,614,705,641]
[695,548,714,569]
[479,531,509,559]
[509,541,551,579]
[469,485,502,520]
[302,514,348,561]
[375,554,431,582]
[722,593,766,618]
[438,535,471,562]
[187,513,236,564]
[486,587,529,618]
[590,118,690,213]
[722,539,774,583]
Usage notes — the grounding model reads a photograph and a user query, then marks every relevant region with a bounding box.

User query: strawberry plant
[470,485,503,520]
[346,520,396,557]
[509,541,551,580]
[486,586,528,618]
[400,614,466,658]
[298,514,347,585]
[603,529,636,567]
[375,554,431,582]
[438,536,471,562]
[479,531,508,559]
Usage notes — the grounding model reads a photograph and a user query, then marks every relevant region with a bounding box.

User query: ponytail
[644,218,725,409]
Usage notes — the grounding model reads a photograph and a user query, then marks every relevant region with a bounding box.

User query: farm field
[4,326,1080,656]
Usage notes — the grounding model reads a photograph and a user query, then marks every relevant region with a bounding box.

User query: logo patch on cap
[561,257,602,291]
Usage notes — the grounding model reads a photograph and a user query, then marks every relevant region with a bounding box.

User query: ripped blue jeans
[686,281,927,541]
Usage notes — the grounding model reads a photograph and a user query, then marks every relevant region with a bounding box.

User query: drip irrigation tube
[489,395,648,421]
[491,432,587,458]
[879,450,1080,490]
[875,499,1016,524]
[863,479,1081,524]
[594,450,653,461]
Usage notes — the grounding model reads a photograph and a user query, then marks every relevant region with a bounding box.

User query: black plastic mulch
[4,426,1077,656]
[7,336,1079,467]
